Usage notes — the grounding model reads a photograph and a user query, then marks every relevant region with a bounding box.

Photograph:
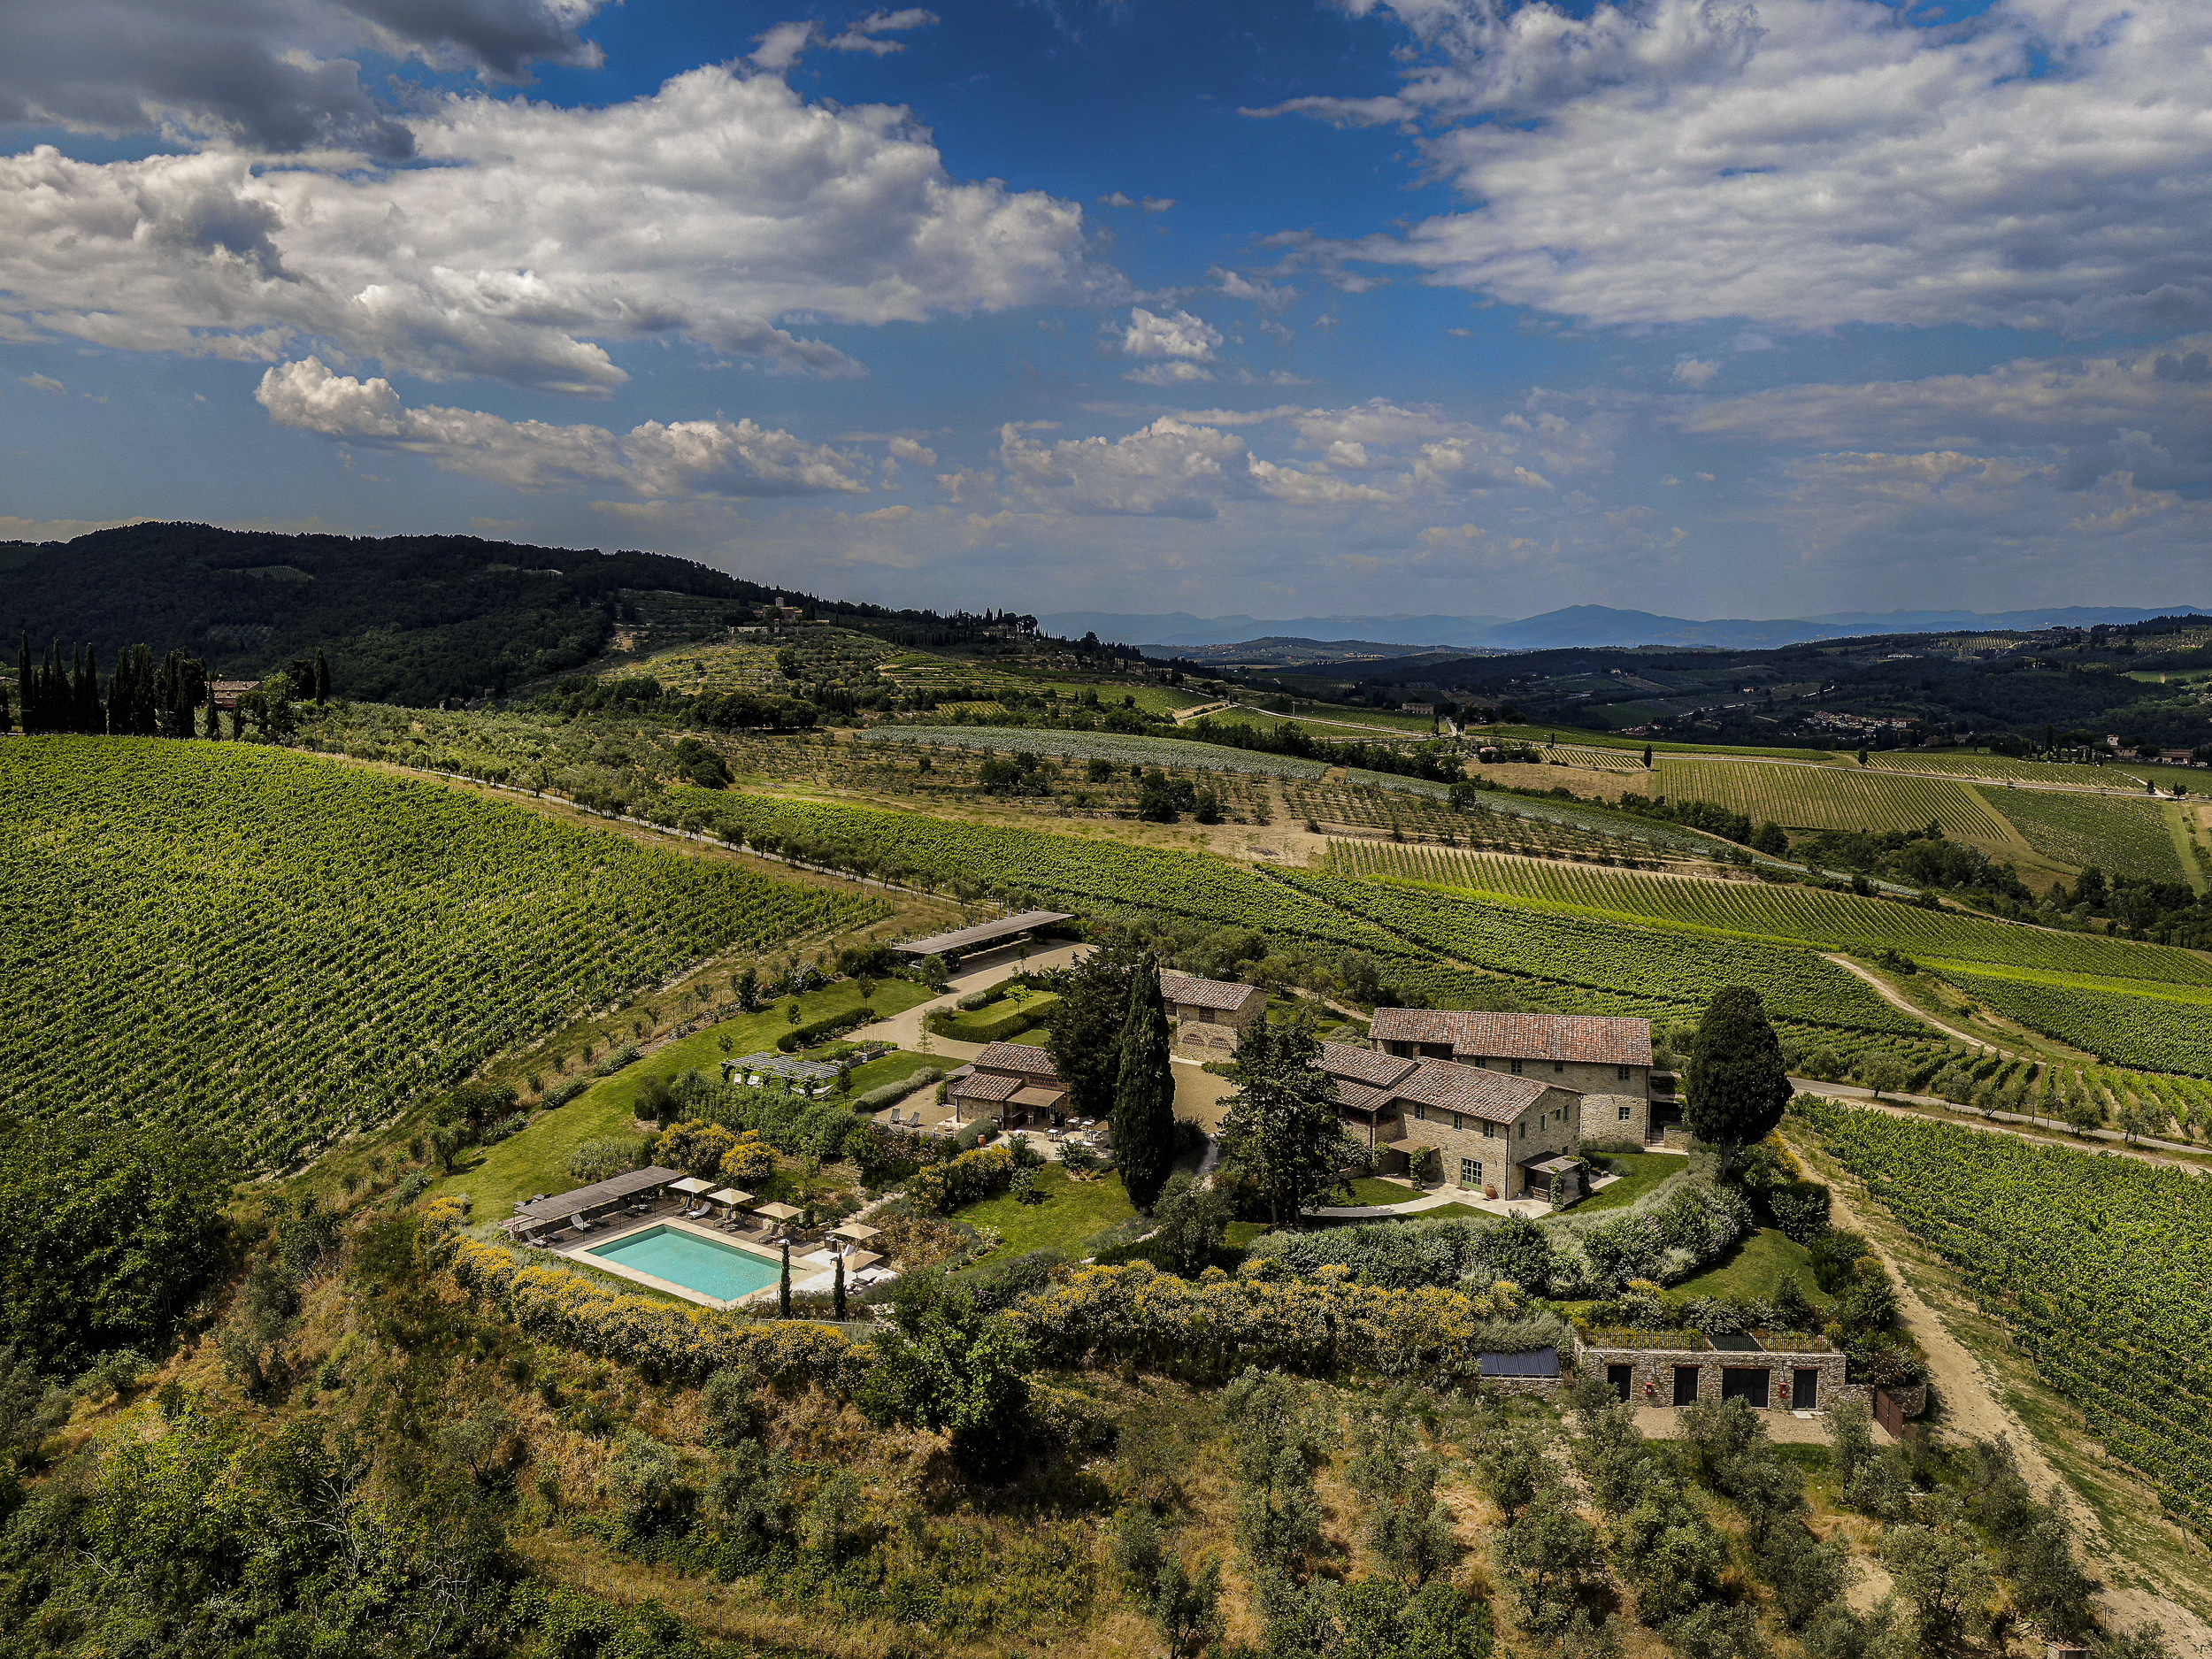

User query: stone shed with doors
[1575,1329,1867,1414]
[1159,970,1268,1056]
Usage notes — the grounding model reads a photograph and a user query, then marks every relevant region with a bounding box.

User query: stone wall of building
[1576,1340,1857,1413]
[1580,1092,1648,1144]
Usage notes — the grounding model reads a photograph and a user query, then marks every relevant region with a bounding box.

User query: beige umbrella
[829,1221,881,1244]
[670,1176,711,1196]
[753,1201,803,1224]
[706,1187,752,1209]
[839,1250,885,1273]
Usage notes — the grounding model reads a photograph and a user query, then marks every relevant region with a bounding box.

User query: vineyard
[1276,869,1924,1033]
[864,725,1332,781]
[1323,841,2212,986]
[1927,967,2212,1077]
[1860,750,2148,791]
[0,739,876,1167]
[1981,787,2190,885]
[1655,757,2016,841]
[1797,1101,2212,1532]
[657,787,1412,952]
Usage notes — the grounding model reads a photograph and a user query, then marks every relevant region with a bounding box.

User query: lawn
[1571,1153,1686,1215]
[432,978,935,1219]
[1325,1177,1426,1208]
[953,1164,1138,1262]
[1669,1227,1818,1303]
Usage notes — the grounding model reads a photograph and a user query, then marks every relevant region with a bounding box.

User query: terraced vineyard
[1277,869,1924,1033]
[1655,756,2015,840]
[1861,750,2146,790]
[864,725,1331,780]
[1323,841,2212,987]
[1929,967,2212,1077]
[1984,787,2190,884]
[0,739,877,1167]
[661,787,1412,952]
[1799,1102,2212,1531]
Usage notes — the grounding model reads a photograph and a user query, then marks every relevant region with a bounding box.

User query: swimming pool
[584,1225,782,1303]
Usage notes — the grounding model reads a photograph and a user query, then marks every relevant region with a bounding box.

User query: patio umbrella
[753,1201,803,1225]
[706,1187,752,1209]
[829,1221,881,1244]
[670,1176,711,1196]
[840,1250,884,1273]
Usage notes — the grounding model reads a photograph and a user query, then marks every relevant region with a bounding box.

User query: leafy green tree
[1685,987,1793,1173]
[1150,1555,1224,1657]
[1217,1012,1346,1228]
[1045,928,1146,1121]
[1860,1056,1911,1100]
[857,1281,1032,1473]
[1334,1578,1495,1659]
[1149,1171,1231,1276]
[0,1123,230,1371]
[1881,1498,1996,1651]
[1493,1491,1601,1632]
[1112,957,1179,1211]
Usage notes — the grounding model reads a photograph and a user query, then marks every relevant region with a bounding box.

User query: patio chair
[568,1214,595,1235]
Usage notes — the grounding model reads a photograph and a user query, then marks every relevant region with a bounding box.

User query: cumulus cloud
[0,0,610,160]
[0,66,1114,392]
[1212,266,1297,310]
[257,357,866,497]
[754,8,939,68]
[995,415,1396,519]
[1672,358,1719,388]
[1267,0,2212,333]
[1121,307,1222,362]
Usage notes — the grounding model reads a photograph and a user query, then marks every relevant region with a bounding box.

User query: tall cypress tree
[77,645,101,734]
[314,649,331,703]
[1110,956,1179,1212]
[1044,929,1146,1122]
[1685,986,1794,1175]
[15,636,32,735]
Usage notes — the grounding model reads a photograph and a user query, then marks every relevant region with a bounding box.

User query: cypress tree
[314,649,331,703]
[1045,929,1145,1122]
[833,1255,846,1320]
[779,1242,792,1317]
[203,695,220,739]
[78,644,101,733]
[1110,955,1179,1212]
[15,636,32,735]
[1685,986,1794,1174]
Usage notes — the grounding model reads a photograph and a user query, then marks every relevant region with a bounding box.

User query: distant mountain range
[1040,603,2210,657]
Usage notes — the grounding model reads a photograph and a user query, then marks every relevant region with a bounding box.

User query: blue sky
[4,0,2211,621]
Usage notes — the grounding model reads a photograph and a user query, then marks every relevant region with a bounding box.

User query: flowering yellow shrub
[719,1130,777,1187]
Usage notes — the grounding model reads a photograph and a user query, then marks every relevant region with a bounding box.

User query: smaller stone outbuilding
[1574,1329,1865,1414]
[1160,971,1267,1055]
[946,1042,1066,1129]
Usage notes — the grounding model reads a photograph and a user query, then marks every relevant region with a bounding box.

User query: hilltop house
[1317,1041,1584,1202]
[945,1042,1067,1130]
[1159,971,1267,1056]
[1367,1010,1676,1146]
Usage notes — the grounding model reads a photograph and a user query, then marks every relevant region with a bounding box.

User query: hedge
[776,1009,872,1053]
[856,1068,942,1111]
[1009,1259,1527,1383]
[927,995,1062,1044]
[908,1144,1018,1215]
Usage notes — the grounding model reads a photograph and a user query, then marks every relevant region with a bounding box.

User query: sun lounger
[569,1214,595,1234]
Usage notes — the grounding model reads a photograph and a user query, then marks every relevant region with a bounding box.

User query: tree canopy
[1684,987,1793,1169]
[1217,1014,1347,1229]
[1111,956,1179,1211]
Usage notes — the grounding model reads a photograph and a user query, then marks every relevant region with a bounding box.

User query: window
[1460,1158,1483,1187]
[1554,1060,1564,1072]
[1451,1112,1464,1132]
[1412,1102,1425,1121]
[1618,1064,1633,1080]
[1618,1103,1633,1121]
[1509,1058,1524,1075]
[1518,1122,1526,1140]
[1483,1121,1496,1139]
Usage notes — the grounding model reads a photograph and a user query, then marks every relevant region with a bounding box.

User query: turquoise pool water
[585,1225,781,1302]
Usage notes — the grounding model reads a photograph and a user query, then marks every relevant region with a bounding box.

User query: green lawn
[431,979,934,1220]
[1411,1202,1494,1222]
[1571,1153,1686,1214]
[933,991,1062,1043]
[953,1164,1138,1262]
[1325,1177,1426,1208]
[1670,1227,1818,1302]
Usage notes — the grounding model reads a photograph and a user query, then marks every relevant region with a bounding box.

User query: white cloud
[1672,358,1719,388]
[257,356,867,497]
[757,9,940,67]
[0,66,1114,393]
[1125,362,1214,387]
[887,435,938,465]
[0,0,610,159]
[995,415,1395,520]
[1099,191,1135,208]
[1680,339,2212,491]
[1140,196,1174,213]
[1211,266,1297,310]
[1121,306,1223,362]
[19,373,65,396]
[1270,0,2212,333]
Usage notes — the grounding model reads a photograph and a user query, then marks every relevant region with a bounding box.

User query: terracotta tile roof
[1159,972,1267,1014]
[971,1041,1063,1080]
[1330,1079,1394,1115]
[949,1071,1021,1102]
[1393,1059,1548,1124]
[1319,1041,1417,1088]
[1370,1009,1651,1067]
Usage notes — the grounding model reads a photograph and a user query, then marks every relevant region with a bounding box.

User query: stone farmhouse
[1159,971,1267,1056]
[1367,1010,1679,1146]
[945,1042,1066,1130]
[1317,1041,1584,1202]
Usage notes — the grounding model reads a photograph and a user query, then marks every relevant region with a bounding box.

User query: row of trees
[8,635,330,737]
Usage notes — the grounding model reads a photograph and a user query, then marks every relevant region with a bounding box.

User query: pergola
[891,910,1072,965]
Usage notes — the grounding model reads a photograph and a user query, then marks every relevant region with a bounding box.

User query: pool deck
[524,1203,847,1311]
